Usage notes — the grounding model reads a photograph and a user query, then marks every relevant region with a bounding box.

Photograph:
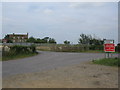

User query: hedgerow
[2,45,38,60]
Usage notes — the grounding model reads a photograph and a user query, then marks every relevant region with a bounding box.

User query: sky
[1,2,118,44]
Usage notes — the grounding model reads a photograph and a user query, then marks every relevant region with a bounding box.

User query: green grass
[92,58,120,67]
[81,50,104,53]
[37,49,105,53]
[2,53,38,61]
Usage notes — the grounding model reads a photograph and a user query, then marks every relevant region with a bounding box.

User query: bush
[92,58,120,67]
[2,45,38,61]
[9,45,37,54]
[89,45,103,50]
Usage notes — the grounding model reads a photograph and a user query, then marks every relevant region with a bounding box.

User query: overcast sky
[2,2,118,44]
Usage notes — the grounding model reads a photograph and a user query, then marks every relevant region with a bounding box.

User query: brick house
[3,33,28,43]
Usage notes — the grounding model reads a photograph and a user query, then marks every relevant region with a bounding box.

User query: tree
[35,38,42,43]
[27,37,36,43]
[48,38,56,44]
[64,40,70,45]
[78,34,91,45]
[4,35,13,43]
[42,37,49,43]
[26,36,57,44]
[78,33,104,45]
[4,35,9,39]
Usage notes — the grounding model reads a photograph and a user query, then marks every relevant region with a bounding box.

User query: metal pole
[111,53,113,58]
[105,53,108,58]
[105,53,106,58]
[108,52,109,58]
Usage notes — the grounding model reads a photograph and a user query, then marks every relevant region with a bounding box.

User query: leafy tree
[35,38,42,43]
[78,34,91,45]
[64,40,70,45]
[48,38,56,44]
[41,39,47,43]
[4,35,9,39]
[4,35,13,43]
[41,37,49,43]
[27,37,36,43]
[43,37,49,40]
[27,36,57,44]
[78,33,104,45]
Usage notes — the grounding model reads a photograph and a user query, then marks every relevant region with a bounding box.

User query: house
[3,33,28,43]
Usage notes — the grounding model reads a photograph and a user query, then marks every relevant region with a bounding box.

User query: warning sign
[104,43,115,52]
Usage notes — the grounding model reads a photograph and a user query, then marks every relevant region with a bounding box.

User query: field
[36,44,104,53]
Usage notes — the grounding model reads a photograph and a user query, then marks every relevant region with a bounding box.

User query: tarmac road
[2,51,117,77]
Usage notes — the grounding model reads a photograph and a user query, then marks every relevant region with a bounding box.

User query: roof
[6,33,28,36]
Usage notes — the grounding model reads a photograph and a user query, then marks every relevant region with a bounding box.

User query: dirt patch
[3,62,118,88]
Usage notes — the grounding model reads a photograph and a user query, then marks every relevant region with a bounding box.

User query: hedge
[2,45,37,57]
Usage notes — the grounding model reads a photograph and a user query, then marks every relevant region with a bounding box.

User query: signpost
[104,43,115,52]
[104,40,115,58]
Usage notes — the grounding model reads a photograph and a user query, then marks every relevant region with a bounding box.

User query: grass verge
[37,49,104,53]
[92,58,120,67]
[2,53,38,61]
[81,50,104,53]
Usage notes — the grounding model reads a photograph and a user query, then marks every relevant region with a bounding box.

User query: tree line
[27,37,56,44]
[78,34,104,45]
[27,33,105,46]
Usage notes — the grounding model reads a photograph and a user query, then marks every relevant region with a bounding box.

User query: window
[22,37,24,39]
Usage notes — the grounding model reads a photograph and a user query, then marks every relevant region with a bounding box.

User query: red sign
[104,43,115,52]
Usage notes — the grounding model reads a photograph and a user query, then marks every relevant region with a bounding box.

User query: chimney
[27,33,28,39]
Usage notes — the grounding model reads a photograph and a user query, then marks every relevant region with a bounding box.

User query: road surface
[2,51,116,77]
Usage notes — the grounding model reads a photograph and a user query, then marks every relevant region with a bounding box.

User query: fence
[2,43,34,46]
[2,43,56,46]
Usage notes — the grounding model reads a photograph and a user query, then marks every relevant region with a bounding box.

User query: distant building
[3,33,28,43]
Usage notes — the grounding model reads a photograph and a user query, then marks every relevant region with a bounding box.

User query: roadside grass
[37,49,105,53]
[83,50,118,53]
[92,58,120,67]
[82,50,104,53]
[2,53,38,61]
[55,50,104,53]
